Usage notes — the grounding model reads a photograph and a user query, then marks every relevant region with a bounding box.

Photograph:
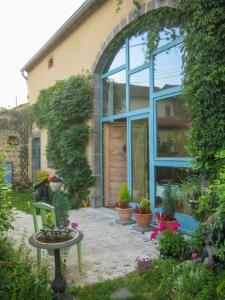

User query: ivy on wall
[112,0,225,180]
[30,73,95,206]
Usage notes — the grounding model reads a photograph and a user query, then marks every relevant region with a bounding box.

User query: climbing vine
[111,0,225,180]
[30,73,95,207]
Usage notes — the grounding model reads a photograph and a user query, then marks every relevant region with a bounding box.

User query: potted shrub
[160,184,178,223]
[151,184,180,239]
[135,198,152,229]
[116,183,133,222]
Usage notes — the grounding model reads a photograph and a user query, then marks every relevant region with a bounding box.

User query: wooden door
[103,121,127,206]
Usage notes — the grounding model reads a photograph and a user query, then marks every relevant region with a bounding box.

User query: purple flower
[70,222,79,229]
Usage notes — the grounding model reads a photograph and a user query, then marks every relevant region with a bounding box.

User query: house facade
[21,0,198,233]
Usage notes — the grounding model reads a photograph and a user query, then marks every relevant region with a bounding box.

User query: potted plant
[161,183,178,222]
[151,184,180,239]
[116,183,133,222]
[135,198,152,229]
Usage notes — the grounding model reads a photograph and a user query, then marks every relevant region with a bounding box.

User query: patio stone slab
[116,219,136,226]
[132,224,153,233]
[8,207,158,286]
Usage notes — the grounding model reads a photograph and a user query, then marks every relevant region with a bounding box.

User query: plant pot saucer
[132,224,153,233]
[116,219,136,226]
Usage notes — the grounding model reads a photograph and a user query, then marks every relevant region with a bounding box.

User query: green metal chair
[31,202,82,272]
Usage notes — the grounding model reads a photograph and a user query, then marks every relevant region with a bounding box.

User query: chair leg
[77,242,82,273]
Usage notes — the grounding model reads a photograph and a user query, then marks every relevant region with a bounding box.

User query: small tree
[52,189,71,228]
[118,184,131,208]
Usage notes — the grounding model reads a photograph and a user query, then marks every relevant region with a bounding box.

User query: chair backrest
[32,202,56,233]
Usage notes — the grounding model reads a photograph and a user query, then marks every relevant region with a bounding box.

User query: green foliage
[36,170,49,182]
[118,183,131,208]
[9,190,32,214]
[180,1,225,179]
[0,153,13,234]
[0,237,51,300]
[159,230,186,259]
[162,184,178,220]
[71,257,225,299]
[189,225,205,255]
[140,198,151,214]
[173,260,215,300]
[178,175,202,203]
[30,73,95,206]
[193,151,225,223]
[52,188,71,228]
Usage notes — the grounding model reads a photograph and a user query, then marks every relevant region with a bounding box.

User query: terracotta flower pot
[136,213,152,228]
[116,207,133,221]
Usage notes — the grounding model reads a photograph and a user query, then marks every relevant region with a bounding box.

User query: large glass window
[103,71,126,116]
[131,118,149,202]
[155,166,192,215]
[100,28,194,230]
[103,43,125,72]
[130,68,149,111]
[156,95,191,157]
[129,32,148,70]
[154,44,183,92]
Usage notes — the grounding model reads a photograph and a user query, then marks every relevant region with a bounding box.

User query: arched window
[100,28,197,232]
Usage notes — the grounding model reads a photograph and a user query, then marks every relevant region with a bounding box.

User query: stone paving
[8,207,158,286]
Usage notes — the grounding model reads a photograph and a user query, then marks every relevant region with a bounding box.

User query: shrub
[36,170,49,182]
[118,184,131,208]
[158,230,186,259]
[52,188,71,228]
[30,73,95,207]
[0,237,51,300]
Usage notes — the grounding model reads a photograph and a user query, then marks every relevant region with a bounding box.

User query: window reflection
[155,166,192,215]
[104,43,126,72]
[154,44,183,92]
[103,71,126,116]
[129,32,148,69]
[157,95,191,157]
[130,69,149,111]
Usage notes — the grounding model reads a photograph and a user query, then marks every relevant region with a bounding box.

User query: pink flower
[149,218,180,240]
[191,252,199,260]
[70,222,79,229]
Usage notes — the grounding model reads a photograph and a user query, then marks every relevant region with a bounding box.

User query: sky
[0,0,85,109]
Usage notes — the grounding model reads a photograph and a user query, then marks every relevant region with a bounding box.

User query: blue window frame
[100,30,198,233]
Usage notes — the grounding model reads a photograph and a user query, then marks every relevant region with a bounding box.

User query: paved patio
[8,207,158,285]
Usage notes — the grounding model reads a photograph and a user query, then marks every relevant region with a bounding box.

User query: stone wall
[0,106,29,188]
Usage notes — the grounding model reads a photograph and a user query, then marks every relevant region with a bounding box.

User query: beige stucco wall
[26,0,146,176]
[27,0,145,102]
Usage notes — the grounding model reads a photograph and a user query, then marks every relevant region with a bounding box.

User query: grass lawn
[70,259,225,300]
[9,190,33,214]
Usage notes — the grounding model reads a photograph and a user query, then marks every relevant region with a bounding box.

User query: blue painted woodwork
[99,33,198,233]
[32,137,41,179]
[4,162,13,184]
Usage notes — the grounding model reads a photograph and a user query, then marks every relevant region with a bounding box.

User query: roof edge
[21,0,104,72]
